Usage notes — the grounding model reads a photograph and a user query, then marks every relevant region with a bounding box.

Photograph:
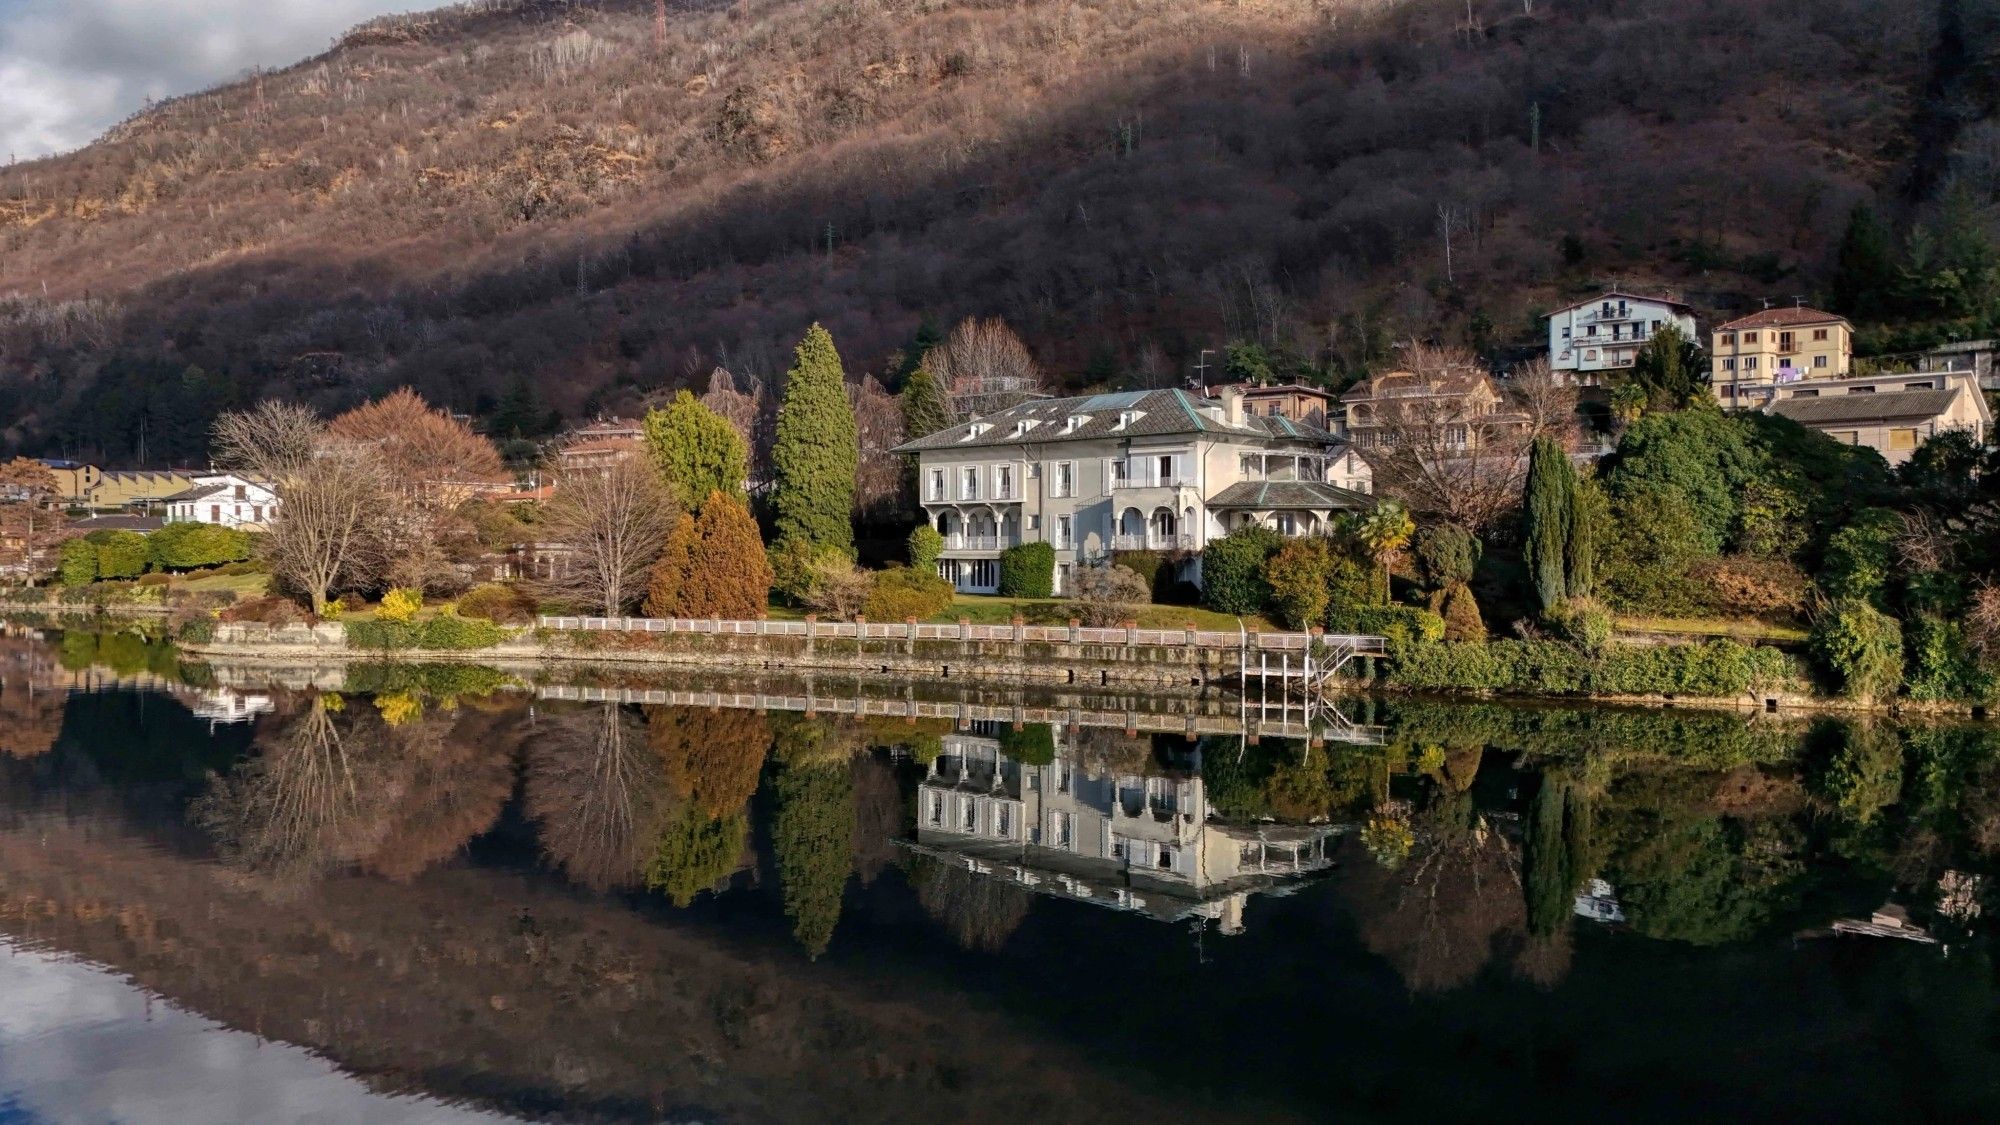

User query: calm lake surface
[2,628,1999,1123]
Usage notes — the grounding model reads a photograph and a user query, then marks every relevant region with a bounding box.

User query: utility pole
[1193,349,1215,390]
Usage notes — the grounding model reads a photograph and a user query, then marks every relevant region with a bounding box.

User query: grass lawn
[174,571,270,597]
[1614,614,1809,644]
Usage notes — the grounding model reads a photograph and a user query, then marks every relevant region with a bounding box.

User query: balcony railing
[1112,533,1197,552]
[946,534,1013,552]
[1112,476,1193,490]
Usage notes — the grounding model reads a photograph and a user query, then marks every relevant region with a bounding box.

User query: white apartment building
[893,388,1372,594]
[911,729,1341,935]
[162,473,280,529]
[1546,292,1698,383]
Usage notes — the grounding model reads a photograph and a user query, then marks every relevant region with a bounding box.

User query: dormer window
[1114,409,1144,430]
[1011,418,1041,438]
[960,422,992,442]
[1062,414,1091,434]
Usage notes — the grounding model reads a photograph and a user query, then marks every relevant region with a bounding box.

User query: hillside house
[1340,368,1529,453]
[1753,371,1990,466]
[553,418,644,472]
[1201,381,1341,430]
[1546,292,1698,383]
[1710,306,1853,394]
[163,474,279,529]
[892,388,1371,595]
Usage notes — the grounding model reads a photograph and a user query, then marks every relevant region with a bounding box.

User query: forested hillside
[0,0,1982,463]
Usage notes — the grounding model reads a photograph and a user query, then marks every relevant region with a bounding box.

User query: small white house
[1547,292,1698,383]
[163,473,279,529]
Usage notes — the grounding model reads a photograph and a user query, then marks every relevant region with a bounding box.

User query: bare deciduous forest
[0,0,1982,463]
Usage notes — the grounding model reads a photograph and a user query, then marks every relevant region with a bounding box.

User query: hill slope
[0,0,1968,462]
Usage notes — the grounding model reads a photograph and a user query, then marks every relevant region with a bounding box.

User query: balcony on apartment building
[1110,532,1198,552]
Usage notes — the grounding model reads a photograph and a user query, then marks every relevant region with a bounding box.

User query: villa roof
[1545,291,1693,315]
[1206,480,1375,511]
[161,484,232,503]
[1765,388,1962,426]
[891,389,1341,453]
[1716,306,1850,332]
[68,514,166,532]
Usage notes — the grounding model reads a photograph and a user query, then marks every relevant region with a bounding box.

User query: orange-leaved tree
[644,492,771,619]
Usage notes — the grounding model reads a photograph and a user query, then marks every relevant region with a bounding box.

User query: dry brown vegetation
[0,0,1953,461]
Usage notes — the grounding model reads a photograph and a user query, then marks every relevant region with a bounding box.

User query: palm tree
[1359,500,1415,605]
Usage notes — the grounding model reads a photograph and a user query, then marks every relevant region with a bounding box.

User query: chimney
[1222,385,1246,427]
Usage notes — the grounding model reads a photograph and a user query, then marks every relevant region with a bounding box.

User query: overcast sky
[0,0,422,161]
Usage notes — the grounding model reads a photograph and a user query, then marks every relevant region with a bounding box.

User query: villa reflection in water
[913,726,1340,934]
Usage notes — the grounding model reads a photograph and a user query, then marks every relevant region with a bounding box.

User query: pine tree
[1831,204,1899,320]
[771,324,859,557]
[1629,324,1701,410]
[645,493,772,618]
[1524,436,1573,613]
[898,359,953,441]
[643,390,748,513]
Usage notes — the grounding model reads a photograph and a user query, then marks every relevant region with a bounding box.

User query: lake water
[2,628,1998,1123]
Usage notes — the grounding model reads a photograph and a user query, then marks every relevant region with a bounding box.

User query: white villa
[1546,292,1698,383]
[892,387,1373,594]
[163,473,279,529]
[911,728,1342,935]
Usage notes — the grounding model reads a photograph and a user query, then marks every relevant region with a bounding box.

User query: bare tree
[925,317,1048,420]
[1505,357,1579,447]
[524,703,667,893]
[266,443,393,614]
[327,387,506,509]
[535,457,675,615]
[211,400,323,481]
[850,374,907,522]
[1353,346,1532,532]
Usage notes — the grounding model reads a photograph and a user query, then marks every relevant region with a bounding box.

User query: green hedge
[1390,639,1797,699]
[998,542,1055,598]
[1330,606,1445,657]
[345,614,510,652]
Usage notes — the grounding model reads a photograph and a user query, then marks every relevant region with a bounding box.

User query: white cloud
[0,0,424,161]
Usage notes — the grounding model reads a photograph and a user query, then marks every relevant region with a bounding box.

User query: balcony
[1112,533,1197,552]
[1112,476,1193,490]
[945,534,1015,552]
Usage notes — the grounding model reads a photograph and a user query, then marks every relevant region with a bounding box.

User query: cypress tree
[768,721,855,959]
[1567,475,1602,600]
[898,359,953,440]
[1524,436,1573,613]
[771,324,860,557]
[643,390,747,513]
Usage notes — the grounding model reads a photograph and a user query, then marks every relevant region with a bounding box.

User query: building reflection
[909,725,1342,935]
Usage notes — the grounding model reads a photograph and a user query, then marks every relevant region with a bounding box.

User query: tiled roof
[1716,307,1849,331]
[68,515,166,532]
[1206,480,1375,510]
[891,389,1340,453]
[162,484,232,503]
[1765,388,1961,426]
[1545,291,1693,315]
[1341,370,1491,403]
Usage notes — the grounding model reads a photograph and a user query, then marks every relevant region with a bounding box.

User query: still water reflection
[3,629,2000,1122]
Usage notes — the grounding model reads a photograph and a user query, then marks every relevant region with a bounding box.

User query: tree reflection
[904,853,1032,953]
[525,703,667,893]
[0,631,64,760]
[362,705,517,882]
[766,718,857,959]
[193,693,394,893]
[643,706,771,906]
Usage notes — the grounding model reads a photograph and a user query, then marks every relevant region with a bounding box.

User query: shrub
[148,523,254,570]
[136,571,173,587]
[998,542,1055,598]
[1413,525,1481,590]
[1819,509,1900,603]
[805,557,873,619]
[1332,606,1445,657]
[1391,638,1794,698]
[1073,563,1150,626]
[1201,525,1283,614]
[345,613,508,651]
[1544,597,1613,653]
[336,592,368,613]
[864,566,955,622]
[174,616,216,645]
[1810,597,1904,702]
[1903,613,1989,702]
[91,531,150,580]
[907,525,944,573]
[57,539,97,587]
[1435,583,1487,642]
[378,587,424,623]
[1690,555,1811,616]
[769,535,838,606]
[1263,539,1332,631]
[456,583,539,625]
[645,495,772,619]
[1112,550,1166,603]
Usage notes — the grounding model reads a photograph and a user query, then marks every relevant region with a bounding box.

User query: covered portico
[1206,480,1374,538]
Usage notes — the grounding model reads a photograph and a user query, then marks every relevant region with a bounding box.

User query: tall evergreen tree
[1524,436,1574,613]
[643,390,748,513]
[771,324,859,557]
[1567,475,1602,600]
[1629,324,1702,410]
[898,359,953,441]
[1832,204,1898,320]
